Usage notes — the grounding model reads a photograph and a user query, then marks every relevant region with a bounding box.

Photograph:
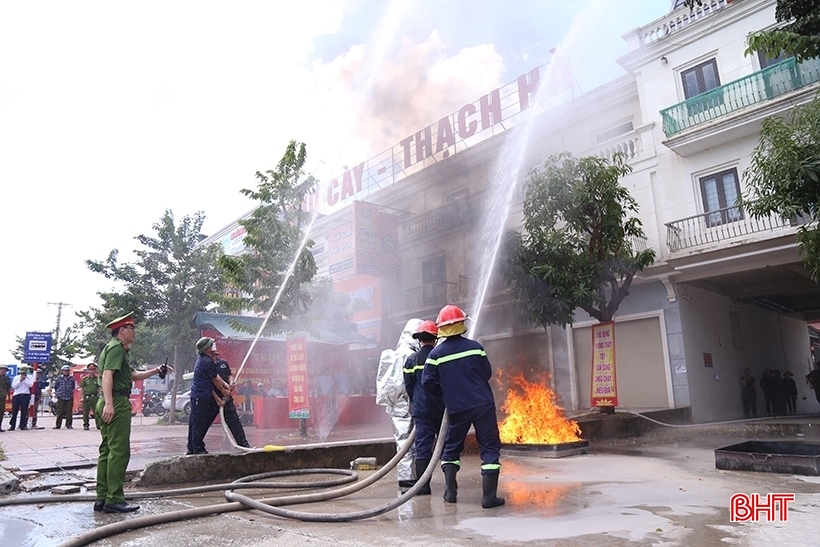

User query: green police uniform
[96,338,134,505]
[80,374,100,430]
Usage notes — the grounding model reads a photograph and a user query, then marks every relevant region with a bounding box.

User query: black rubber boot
[442,463,458,503]
[415,458,432,495]
[481,473,505,509]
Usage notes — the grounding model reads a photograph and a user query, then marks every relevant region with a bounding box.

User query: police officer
[403,320,443,496]
[422,304,505,509]
[80,364,100,430]
[95,312,170,513]
[186,337,232,455]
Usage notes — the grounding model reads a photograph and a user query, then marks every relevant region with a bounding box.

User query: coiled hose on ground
[0,413,449,547]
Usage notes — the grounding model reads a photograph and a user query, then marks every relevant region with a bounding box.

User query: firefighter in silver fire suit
[376,318,423,491]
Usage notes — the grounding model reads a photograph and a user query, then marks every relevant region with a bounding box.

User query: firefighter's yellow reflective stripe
[426,349,487,366]
[440,460,461,467]
[403,364,424,374]
[481,463,502,471]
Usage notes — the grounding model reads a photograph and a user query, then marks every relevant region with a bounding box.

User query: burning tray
[501,440,589,458]
[714,440,820,476]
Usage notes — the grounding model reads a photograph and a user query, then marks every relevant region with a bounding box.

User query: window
[699,168,742,227]
[757,50,789,69]
[681,59,721,99]
[681,59,721,116]
[421,253,446,306]
[596,121,634,144]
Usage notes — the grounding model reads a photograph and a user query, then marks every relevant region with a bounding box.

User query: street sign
[23,331,52,363]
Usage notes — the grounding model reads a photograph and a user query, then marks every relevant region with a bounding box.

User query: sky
[0,0,671,364]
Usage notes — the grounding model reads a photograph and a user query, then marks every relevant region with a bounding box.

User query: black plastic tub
[714,441,820,475]
[502,440,589,458]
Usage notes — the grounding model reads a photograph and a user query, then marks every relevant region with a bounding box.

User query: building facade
[206,0,820,423]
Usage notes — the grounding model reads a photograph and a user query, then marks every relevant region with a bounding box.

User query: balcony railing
[405,281,464,310]
[401,193,485,243]
[661,57,820,138]
[665,205,809,252]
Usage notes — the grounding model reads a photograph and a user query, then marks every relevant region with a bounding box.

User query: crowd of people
[740,367,801,417]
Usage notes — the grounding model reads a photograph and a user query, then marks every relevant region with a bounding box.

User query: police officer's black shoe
[103,502,140,513]
[93,500,105,512]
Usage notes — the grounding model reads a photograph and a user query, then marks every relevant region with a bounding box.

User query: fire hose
[0,414,449,547]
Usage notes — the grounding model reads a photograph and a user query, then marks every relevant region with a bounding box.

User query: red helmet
[412,320,439,339]
[436,304,468,327]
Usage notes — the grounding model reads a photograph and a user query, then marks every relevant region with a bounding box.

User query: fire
[499,373,581,444]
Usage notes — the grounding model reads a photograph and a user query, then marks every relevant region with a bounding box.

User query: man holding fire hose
[422,304,505,509]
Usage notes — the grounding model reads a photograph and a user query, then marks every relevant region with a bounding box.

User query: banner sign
[23,332,53,363]
[286,334,310,419]
[591,322,618,407]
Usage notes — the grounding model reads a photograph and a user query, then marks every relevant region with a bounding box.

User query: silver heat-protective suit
[376,318,423,484]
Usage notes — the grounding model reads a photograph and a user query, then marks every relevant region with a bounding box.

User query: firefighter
[422,304,505,508]
[403,320,443,495]
[376,318,422,492]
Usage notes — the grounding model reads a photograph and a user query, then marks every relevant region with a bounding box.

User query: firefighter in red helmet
[422,304,505,508]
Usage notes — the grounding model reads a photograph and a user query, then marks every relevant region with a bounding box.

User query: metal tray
[501,440,589,458]
[714,440,820,475]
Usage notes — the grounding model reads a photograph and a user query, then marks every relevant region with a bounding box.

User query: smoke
[311,30,505,157]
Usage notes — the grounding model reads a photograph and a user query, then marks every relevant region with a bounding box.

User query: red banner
[286,334,310,419]
[590,322,618,407]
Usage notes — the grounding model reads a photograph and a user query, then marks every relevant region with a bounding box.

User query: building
[206,0,820,423]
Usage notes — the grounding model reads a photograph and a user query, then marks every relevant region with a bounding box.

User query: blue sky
[0,0,671,363]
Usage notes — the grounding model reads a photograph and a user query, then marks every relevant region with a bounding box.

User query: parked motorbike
[142,392,167,417]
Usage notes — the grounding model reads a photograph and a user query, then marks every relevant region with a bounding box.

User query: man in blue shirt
[186,337,231,455]
[422,304,505,509]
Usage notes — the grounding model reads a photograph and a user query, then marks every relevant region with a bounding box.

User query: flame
[499,373,581,444]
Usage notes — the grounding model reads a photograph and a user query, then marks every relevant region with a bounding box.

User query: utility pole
[47,301,72,344]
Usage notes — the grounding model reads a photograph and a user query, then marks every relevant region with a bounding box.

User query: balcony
[665,205,809,253]
[401,193,485,243]
[661,57,820,139]
[404,276,472,311]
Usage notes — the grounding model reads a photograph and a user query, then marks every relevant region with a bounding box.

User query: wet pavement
[1,413,820,546]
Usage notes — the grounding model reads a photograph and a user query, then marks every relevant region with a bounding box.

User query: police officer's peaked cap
[0,364,8,370]
[106,311,136,331]
[196,337,215,354]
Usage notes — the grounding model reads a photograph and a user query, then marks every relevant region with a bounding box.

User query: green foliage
[81,210,224,369]
[745,0,820,62]
[742,96,820,279]
[217,140,318,334]
[502,153,655,327]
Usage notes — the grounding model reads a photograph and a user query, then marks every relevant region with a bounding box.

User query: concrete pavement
[1,413,820,546]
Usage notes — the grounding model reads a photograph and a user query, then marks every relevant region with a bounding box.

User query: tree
[218,140,318,334]
[82,210,224,421]
[502,153,655,328]
[741,97,820,279]
[745,0,820,62]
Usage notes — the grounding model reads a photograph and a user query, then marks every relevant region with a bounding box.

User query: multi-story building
[205,0,820,423]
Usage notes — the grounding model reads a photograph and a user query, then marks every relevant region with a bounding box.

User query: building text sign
[591,322,618,407]
[286,334,310,419]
